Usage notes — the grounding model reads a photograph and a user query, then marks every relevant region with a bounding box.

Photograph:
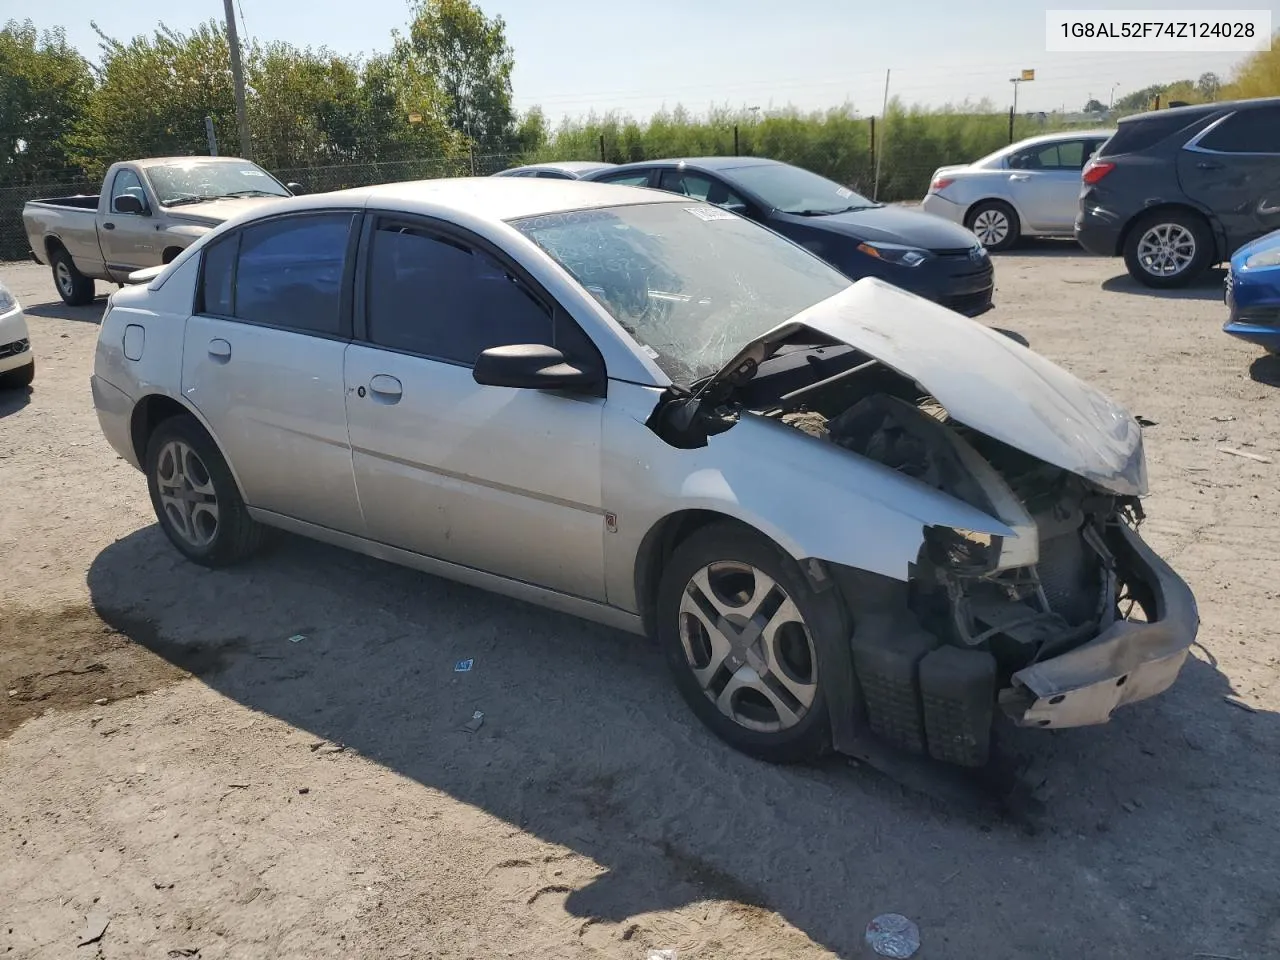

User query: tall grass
[532,100,1104,200]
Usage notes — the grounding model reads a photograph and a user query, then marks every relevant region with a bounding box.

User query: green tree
[0,19,94,184]
[71,20,237,175]
[398,0,515,153]
[1196,71,1221,100]
[1083,98,1106,113]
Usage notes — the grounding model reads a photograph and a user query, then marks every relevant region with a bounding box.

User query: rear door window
[594,170,655,187]
[197,212,355,336]
[1195,107,1280,154]
[1099,114,1206,156]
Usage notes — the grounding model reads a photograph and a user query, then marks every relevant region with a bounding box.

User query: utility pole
[1008,69,1035,144]
[222,0,251,159]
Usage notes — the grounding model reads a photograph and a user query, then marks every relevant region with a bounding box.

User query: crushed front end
[779,390,1199,768]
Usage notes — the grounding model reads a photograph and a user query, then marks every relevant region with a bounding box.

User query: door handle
[1197,160,1222,170]
[208,338,231,361]
[102,222,115,230]
[1009,174,1031,182]
[369,374,403,403]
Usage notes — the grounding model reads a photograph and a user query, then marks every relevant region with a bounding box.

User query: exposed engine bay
[648,330,1188,771]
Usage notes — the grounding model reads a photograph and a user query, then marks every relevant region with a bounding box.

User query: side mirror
[115,194,146,215]
[472,344,600,392]
[286,182,306,195]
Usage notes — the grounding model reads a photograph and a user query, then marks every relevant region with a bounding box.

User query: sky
[9,0,1277,123]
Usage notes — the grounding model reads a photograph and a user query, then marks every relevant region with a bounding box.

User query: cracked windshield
[513,203,850,383]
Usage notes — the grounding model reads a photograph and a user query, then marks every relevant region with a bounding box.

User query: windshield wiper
[163,196,213,207]
[789,204,877,216]
[218,189,283,198]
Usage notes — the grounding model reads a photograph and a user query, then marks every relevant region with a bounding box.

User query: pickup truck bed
[29,196,100,211]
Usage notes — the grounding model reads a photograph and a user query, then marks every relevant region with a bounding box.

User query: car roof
[1009,129,1117,147]
[1122,96,1280,124]
[601,156,780,174]
[499,161,616,175]
[316,176,686,221]
[132,156,259,168]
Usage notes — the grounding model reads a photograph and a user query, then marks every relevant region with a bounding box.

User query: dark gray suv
[1075,97,1280,288]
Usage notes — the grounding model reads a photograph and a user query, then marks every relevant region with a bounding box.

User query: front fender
[601,383,1015,613]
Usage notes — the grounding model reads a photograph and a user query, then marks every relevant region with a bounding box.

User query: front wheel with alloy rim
[656,521,851,764]
[144,415,265,568]
[49,248,95,306]
[1123,211,1212,288]
[965,200,1020,252]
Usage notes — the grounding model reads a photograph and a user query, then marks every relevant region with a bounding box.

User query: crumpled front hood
[165,195,286,226]
[708,277,1148,496]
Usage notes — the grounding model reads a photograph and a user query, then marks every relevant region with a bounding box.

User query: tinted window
[534,170,575,179]
[232,213,353,335]
[366,223,553,364]
[659,170,749,209]
[1099,114,1205,156]
[111,169,147,214]
[596,171,652,187]
[1196,107,1280,154]
[200,234,237,316]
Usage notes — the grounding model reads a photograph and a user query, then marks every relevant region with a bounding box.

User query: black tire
[0,359,34,389]
[965,200,1021,252]
[144,415,265,568]
[1123,209,1213,288]
[656,521,848,764]
[49,247,95,306]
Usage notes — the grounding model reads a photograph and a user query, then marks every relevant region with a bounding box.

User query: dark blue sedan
[583,157,995,316]
[1225,228,1280,354]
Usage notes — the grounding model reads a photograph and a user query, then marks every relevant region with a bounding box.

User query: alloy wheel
[154,439,220,548]
[55,261,73,297]
[1136,223,1196,277]
[677,561,818,733]
[972,209,1009,247]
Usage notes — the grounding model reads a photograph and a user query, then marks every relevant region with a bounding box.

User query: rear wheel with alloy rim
[966,200,1020,252]
[1123,210,1212,288]
[656,521,850,763]
[145,415,265,567]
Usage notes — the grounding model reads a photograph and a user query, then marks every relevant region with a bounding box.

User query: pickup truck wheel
[50,249,95,306]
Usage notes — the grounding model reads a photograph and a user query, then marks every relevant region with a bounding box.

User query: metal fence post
[734,124,740,156]
[599,134,605,162]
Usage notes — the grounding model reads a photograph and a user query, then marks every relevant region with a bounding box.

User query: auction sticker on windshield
[685,205,736,221]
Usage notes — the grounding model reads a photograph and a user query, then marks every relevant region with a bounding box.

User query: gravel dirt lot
[2,247,1279,960]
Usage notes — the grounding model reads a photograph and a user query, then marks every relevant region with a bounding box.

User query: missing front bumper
[999,523,1199,729]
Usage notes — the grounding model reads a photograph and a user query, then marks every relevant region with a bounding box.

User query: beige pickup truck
[23,156,303,305]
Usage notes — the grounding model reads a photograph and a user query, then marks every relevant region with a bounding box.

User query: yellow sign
[408,113,423,124]
[1021,69,1036,81]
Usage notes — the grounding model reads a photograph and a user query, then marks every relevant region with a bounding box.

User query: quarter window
[1195,108,1280,154]
[595,171,652,187]
[197,212,355,336]
[365,222,554,365]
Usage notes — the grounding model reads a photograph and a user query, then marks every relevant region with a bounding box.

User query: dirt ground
[2,246,1279,960]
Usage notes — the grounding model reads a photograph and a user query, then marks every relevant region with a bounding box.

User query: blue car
[1225,228,1280,354]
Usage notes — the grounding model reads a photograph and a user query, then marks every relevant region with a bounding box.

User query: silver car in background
[922,129,1115,251]
[90,178,1196,788]
[492,161,616,180]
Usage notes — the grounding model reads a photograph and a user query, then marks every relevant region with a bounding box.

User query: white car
[922,129,1116,251]
[0,279,35,389]
[90,178,1197,780]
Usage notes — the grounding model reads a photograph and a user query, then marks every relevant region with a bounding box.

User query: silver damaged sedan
[92,178,1198,774]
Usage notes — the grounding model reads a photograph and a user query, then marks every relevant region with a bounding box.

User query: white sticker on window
[241,169,267,176]
[836,186,853,198]
[684,205,736,221]
[640,344,660,359]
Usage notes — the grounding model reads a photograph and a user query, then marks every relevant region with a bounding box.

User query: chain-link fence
[2,110,1094,262]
